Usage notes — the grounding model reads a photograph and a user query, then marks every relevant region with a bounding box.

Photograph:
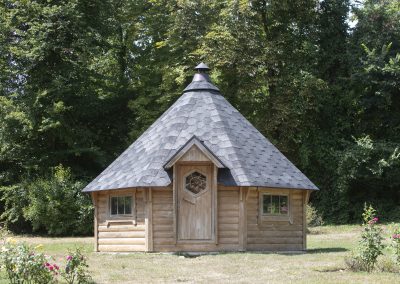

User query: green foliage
[332,136,400,223]
[0,0,400,234]
[389,224,400,266]
[22,166,93,236]
[0,241,56,284]
[306,204,324,227]
[62,248,92,284]
[0,185,31,233]
[0,239,93,284]
[346,204,384,272]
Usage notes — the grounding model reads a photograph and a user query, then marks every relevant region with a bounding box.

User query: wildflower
[6,237,16,244]
[54,264,59,270]
[45,262,51,267]
[34,244,43,250]
[67,255,72,261]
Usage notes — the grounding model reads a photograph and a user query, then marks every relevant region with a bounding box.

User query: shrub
[376,255,400,273]
[345,204,384,272]
[390,224,400,266]
[0,240,57,283]
[22,165,93,236]
[0,239,92,284]
[306,204,324,227]
[61,248,92,284]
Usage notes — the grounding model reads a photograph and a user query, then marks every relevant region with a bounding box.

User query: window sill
[106,219,135,227]
[258,215,293,224]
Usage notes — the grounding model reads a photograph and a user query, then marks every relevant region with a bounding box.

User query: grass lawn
[1,225,399,283]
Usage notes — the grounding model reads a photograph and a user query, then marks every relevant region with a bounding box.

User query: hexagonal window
[185,171,207,195]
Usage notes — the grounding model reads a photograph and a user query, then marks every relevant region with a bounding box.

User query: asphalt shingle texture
[83,80,318,192]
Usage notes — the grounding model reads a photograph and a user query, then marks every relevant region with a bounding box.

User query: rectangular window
[262,194,289,215]
[110,196,133,215]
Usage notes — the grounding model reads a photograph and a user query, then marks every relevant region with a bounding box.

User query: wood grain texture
[145,188,153,252]
[179,145,210,162]
[91,192,98,252]
[96,189,146,252]
[94,187,307,252]
[177,164,213,241]
[246,188,306,251]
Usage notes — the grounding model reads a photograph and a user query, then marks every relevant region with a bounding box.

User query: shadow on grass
[307,247,349,254]
[173,248,348,258]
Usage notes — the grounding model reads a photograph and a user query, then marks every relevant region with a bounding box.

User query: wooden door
[178,164,213,241]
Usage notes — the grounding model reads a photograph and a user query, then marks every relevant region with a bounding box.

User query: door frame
[174,162,217,244]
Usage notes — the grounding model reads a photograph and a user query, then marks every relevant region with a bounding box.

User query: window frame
[183,169,209,197]
[258,189,292,224]
[109,194,135,218]
[261,194,289,216]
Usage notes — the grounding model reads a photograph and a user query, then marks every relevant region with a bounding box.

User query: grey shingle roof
[83,72,318,192]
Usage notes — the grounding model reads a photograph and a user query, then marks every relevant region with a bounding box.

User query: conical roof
[83,65,318,192]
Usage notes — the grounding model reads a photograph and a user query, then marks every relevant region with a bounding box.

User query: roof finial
[192,62,211,82]
[194,62,210,72]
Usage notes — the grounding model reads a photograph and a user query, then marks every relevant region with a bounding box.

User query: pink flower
[49,265,54,271]
[393,234,400,240]
[53,264,59,270]
[373,217,378,222]
[67,255,72,261]
[45,262,50,267]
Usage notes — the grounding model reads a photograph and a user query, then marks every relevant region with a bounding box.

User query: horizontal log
[247,237,302,245]
[247,230,303,238]
[98,231,145,238]
[152,190,172,196]
[219,223,239,231]
[153,238,175,245]
[217,197,238,204]
[218,204,239,211]
[247,224,303,231]
[217,210,238,217]
[98,238,145,245]
[152,225,173,232]
[154,244,240,252]
[152,218,173,226]
[153,211,173,218]
[98,245,145,252]
[246,244,303,251]
[218,217,239,224]
[152,199,173,205]
[153,231,174,238]
[218,230,239,238]
[98,225,145,232]
[152,204,173,211]
[218,237,239,244]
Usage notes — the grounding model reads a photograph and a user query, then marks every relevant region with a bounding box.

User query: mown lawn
[1,225,399,283]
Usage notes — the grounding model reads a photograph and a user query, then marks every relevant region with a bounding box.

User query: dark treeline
[0,0,399,235]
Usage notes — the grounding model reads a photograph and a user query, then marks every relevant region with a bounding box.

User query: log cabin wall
[94,186,308,252]
[152,186,240,252]
[95,189,146,252]
[246,188,306,251]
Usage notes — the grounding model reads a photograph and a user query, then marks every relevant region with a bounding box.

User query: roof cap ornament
[194,62,210,71]
[182,62,220,93]
[192,62,211,82]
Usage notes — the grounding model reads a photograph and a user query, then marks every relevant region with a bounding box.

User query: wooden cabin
[83,63,318,252]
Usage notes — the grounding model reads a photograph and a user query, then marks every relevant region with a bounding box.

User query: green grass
[1,225,399,283]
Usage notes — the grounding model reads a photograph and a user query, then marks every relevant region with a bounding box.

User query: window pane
[262,195,271,214]
[124,197,132,214]
[111,197,118,215]
[117,196,125,214]
[280,195,288,215]
[271,195,280,214]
